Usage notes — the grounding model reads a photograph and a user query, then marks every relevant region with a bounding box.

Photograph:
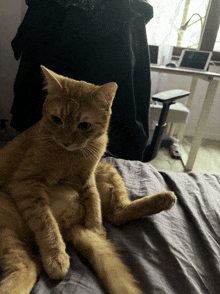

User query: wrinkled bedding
[1,157,220,293]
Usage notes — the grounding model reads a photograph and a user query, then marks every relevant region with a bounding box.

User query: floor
[151,137,220,174]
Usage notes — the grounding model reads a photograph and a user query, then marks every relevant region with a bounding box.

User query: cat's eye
[52,116,63,125]
[78,122,91,130]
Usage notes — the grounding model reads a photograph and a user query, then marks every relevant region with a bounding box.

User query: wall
[0,1,220,141]
[0,0,26,121]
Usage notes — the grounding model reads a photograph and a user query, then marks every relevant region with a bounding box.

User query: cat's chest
[48,184,85,228]
[45,155,93,190]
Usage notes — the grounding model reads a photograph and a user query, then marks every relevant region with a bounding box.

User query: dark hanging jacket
[10,0,153,161]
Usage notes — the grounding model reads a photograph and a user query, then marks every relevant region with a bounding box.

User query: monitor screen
[179,50,212,70]
[149,45,159,64]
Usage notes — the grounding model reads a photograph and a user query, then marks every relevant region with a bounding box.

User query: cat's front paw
[43,249,70,279]
[159,191,177,211]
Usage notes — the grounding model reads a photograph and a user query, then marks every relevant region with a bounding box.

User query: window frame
[173,0,220,63]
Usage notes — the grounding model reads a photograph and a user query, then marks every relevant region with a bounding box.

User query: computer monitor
[149,45,159,64]
[177,49,212,71]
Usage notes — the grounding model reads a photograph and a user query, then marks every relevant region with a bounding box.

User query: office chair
[143,89,190,162]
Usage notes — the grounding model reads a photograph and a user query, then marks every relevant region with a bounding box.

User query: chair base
[148,129,173,149]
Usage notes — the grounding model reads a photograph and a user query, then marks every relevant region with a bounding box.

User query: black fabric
[10,0,153,161]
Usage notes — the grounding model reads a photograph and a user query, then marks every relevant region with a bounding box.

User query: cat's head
[40,66,117,151]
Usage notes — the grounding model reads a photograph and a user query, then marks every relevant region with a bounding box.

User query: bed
[1,156,219,293]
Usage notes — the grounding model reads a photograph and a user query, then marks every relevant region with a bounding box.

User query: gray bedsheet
[1,157,220,293]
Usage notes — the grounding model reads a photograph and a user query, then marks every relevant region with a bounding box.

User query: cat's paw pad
[43,250,70,280]
[159,191,177,211]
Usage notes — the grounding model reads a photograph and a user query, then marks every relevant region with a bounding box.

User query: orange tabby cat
[0,66,176,294]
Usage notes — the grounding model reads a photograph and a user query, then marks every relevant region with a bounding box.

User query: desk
[150,65,220,171]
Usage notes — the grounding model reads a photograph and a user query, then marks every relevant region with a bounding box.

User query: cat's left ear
[40,65,63,91]
[97,82,118,108]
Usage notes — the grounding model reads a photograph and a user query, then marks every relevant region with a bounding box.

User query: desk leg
[185,79,219,171]
[168,123,176,138]
[178,77,198,142]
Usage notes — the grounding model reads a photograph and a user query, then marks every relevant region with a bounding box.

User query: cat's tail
[71,225,143,294]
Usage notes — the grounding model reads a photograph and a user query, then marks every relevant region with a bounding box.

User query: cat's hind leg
[69,225,143,294]
[96,162,176,225]
[0,228,41,294]
[0,191,40,294]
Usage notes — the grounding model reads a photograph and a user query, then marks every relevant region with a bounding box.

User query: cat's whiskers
[87,146,99,159]
[86,150,96,161]
[87,142,100,153]
[89,140,102,148]
[87,148,97,161]
[86,147,99,162]
[82,145,98,162]
[81,147,93,162]
[80,148,87,160]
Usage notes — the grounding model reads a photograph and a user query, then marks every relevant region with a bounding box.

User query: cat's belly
[48,185,85,233]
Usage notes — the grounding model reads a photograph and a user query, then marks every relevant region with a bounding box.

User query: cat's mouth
[63,145,77,151]
[53,136,85,151]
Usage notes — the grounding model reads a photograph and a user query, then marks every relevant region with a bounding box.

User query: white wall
[0,0,26,121]
[0,1,220,141]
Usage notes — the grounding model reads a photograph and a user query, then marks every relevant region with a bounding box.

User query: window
[146,0,220,58]
[177,0,209,49]
[146,0,187,47]
[214,26,220,51]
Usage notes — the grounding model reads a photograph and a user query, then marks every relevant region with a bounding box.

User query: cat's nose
[62,142,70,147]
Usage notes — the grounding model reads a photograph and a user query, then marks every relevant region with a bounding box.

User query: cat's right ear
[96,82,118,109]
[40,65,63,92]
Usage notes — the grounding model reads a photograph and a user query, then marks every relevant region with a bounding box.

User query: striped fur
[0,67,176,294]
